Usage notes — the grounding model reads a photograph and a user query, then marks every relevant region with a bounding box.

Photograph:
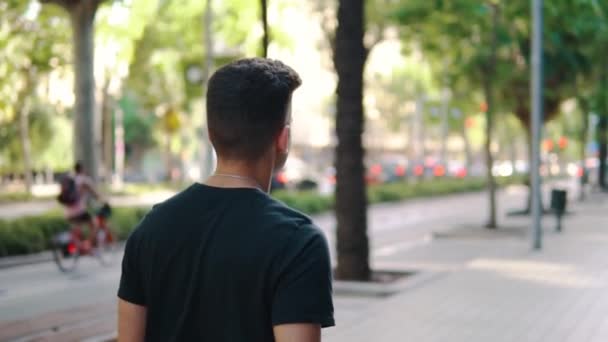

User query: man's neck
[206,159,272,193]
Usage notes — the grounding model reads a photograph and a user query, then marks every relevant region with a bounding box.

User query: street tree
[504,1,596,209]
[40,0,108,182]
[574,1,608,190]
[333,0,370,281]
[260,0,269,57]
[0,1,70,190]
[393,1,511,228]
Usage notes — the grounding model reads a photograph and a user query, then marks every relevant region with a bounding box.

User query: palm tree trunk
[333,0,370,281]
[69,1,100,182]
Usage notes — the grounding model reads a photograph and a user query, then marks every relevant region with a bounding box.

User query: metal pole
[531,0,543,250]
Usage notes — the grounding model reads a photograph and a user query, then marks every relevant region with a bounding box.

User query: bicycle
[52,204,117,273]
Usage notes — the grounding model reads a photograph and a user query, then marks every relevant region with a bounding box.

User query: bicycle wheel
[95,226,117,266]
[52,231,80,273]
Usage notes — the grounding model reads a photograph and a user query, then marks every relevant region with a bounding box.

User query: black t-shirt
[118,183,334,341]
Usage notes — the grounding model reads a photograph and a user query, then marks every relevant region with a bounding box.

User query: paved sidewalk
[325,194,608,342]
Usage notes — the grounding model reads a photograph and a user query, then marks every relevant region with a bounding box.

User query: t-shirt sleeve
[117,227,146,306]
[271,226,335,328]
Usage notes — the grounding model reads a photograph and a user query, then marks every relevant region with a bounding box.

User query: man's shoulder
[257,197,330,256]
[260,195,317,230]
[127,186,197,235]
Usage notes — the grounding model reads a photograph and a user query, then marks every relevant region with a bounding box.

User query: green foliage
[0,211,65,256]
[0,207,149,257]
[125,0,259,113]
[367,63,438,133]
[392,1,602,128]
[0,102,66,173]
[0,1,71,172]
[121,95,157,151]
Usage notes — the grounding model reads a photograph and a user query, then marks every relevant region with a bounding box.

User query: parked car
[380,160,408,183]
[271,157,319,192]
[447,161,467,178]
[409,157,446,179]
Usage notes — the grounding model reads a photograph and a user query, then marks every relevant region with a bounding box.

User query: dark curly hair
[206,58,302,161]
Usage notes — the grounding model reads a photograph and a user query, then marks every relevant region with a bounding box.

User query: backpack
[57,176,80,206]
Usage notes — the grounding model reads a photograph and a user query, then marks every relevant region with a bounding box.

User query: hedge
[273,176,524,214]
[0,182,184,204]
[0,176,523,257]
[0,207,149,257]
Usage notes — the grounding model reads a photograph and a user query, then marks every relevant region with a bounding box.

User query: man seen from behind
[118,58,335,342]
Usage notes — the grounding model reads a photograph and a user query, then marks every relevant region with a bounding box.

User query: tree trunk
[114,107,125,187]
[201,0,215,180]
[599,115,607,190]
[525,128,532,212]
[482,4,499,229]
[333,0,370,281]
[509,137,517,172]
[16,69,34,195]
[165,133,172,182]
[101,77,113,182]
[415,95,426,163]
[260,0,269,57]
[598,66,608,190]
[482,79,497,228]
[69,1,100,182]
[578,99,589,200]
[440,88,449,165]
[19,99,34,195]
[461,119,473,171]
[406,114,416,162]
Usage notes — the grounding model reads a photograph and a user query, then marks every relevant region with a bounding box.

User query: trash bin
[550,189,567,232]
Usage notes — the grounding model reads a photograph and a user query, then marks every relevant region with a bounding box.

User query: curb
[0,251,53,269]
[333,270,444,298]
[82,332,117,342]
[0,242,126,270]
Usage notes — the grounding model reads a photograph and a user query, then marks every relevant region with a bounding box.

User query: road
[0,183,570,340]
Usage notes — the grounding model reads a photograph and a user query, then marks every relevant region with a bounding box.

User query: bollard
[550,189,567,232]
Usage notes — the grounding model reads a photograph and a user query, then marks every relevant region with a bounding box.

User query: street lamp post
[531,0,544,250]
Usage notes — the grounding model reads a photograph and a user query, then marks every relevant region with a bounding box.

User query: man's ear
[276,125,290,154]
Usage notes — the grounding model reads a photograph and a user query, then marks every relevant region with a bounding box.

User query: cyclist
[57,161,104,252]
